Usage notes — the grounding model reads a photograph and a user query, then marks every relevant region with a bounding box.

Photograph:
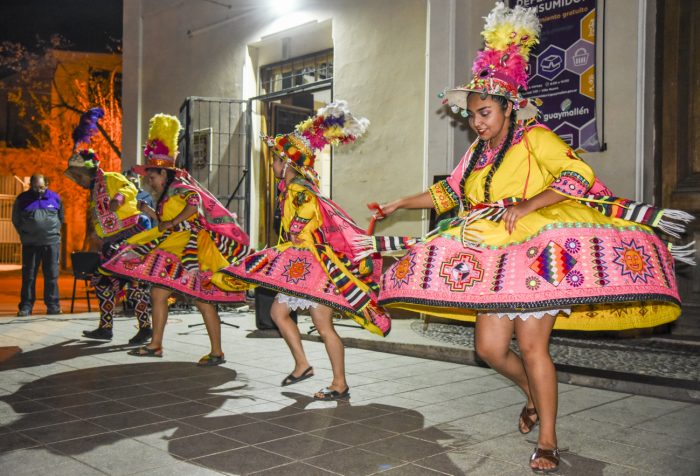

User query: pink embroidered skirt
[217,245,391,336]
[378,224,681,331]
[102,249,246,304]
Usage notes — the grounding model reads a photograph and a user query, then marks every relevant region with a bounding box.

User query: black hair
[153,168,176,210]
[29,174,45,185]
[458,94,518,208]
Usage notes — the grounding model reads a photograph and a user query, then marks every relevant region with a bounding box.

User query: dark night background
[0,0,123,52]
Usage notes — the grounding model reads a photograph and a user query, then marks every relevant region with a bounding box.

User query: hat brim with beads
[263,100,369,184]
[443,86,539,121]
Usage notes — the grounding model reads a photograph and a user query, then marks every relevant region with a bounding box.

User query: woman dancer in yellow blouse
[102,114,250,365]
[366,3,693,473]
[215,102,390,400]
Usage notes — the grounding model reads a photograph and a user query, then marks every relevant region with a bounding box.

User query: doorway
[657,0,700,335]
[249,81,333,247]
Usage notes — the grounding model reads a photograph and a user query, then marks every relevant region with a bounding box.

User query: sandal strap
[128,346,162,356]
[316,386,349,396]
[520,405,538,431]
[282,367,313,384]
[531,447,560,464]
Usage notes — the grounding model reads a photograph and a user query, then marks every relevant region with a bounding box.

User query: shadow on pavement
[0,362,616,475]
[0,339,130,370]
[0,362,470,474]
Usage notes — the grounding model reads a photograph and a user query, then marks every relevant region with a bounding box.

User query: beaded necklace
[458,114,518,209]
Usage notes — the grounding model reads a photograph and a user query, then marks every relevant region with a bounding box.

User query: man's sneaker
[47,309,62,315]
[82,327,113,340]
[16,309,30,317]
[128,328,153,345]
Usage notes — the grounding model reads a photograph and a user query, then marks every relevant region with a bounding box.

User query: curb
[300,333,700,404]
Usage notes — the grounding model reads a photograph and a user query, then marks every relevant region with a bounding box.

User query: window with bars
[259,49,333,95]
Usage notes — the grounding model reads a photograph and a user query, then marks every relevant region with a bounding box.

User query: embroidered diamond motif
[529,241,577,287]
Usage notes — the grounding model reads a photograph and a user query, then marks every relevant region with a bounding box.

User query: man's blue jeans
[19,244,60,313]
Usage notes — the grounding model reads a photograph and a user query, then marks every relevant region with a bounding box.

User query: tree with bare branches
[0,36,123,264]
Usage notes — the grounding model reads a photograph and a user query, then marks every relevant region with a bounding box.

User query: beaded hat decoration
[439,2,541,121]
[66,107,104,170]
[263,100,369,180]
[133,114,182,175]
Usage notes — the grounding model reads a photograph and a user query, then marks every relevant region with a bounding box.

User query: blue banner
[513,0,601,152]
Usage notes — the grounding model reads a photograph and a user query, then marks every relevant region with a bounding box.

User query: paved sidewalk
[0,270,94,317]
[295,316,700,403]
[0,310,698,475]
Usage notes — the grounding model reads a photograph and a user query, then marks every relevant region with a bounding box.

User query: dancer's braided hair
[154,168,177,211]
[459,95,518,209]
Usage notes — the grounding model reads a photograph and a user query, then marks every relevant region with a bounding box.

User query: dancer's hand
[367,202,386,218]
[502,202,532,234]
[375,201,400,219]
[158,220,174,232]
[138,201,158,220]
[502,190,566,234]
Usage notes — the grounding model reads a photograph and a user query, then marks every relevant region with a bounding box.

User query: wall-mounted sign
[192,128,213,170]
[513,0,601,152]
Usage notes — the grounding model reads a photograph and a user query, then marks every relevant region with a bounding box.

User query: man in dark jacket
[12,174,64,316]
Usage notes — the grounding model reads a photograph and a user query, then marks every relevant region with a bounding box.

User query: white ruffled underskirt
[491,308,572,321]
[275,293,318,311]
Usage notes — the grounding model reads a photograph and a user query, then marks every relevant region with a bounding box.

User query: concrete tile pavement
[0,310,698,475]
[0,270,94,317]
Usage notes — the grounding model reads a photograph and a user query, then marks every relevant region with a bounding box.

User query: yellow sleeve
[428,180,460,215]
[179,189,201,207]
[283,183,321,240]
[529,127,595,199]
[104,173,139,220]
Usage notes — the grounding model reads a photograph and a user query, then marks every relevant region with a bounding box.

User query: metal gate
[0,176,25,264]
[178,98,250,233]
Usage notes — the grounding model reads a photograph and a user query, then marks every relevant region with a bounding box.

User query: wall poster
[512,0,602,152]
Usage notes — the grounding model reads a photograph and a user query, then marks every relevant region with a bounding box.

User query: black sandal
[281,366,314,386]
[197,353,226,366]
[530,447,560,474]
[127,346,162,358]
[519,405,539,434]
[313,386,350,401]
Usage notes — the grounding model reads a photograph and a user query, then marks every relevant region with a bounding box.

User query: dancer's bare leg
[148,286,173,350]
[310,305,347,394]
[515,314,558,472]
[270,299,312,376]
[475,314,537,431]
[194,300,223,356]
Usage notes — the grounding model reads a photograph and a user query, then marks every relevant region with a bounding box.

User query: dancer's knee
[518,340,551,365]
[313,324,337,341]
[475,342,508,367]
[270,305,292,325]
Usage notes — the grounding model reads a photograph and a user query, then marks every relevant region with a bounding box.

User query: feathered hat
[65,107,104,171]
[132,114,182,175]
[440,2,541,121]
[263,100,369,183]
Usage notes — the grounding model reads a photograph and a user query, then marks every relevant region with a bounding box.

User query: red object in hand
[366,202,385,235]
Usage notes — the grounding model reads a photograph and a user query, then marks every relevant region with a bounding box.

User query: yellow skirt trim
[386,301,680,331]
